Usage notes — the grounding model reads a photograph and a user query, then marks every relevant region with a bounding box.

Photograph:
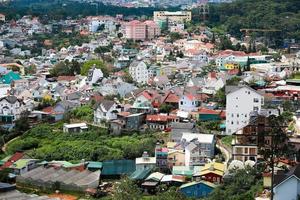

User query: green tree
[123,69,134,83]
[81,60,109,77]
[159,103,173,113]
[14,113,30,134]
[114,177,142,200]
[226,76,242,85]
[169,32,183,42]
[25,64,37,75]
[0,168,13,182]
[214,87,226,107]
[282,100,293,112]
[206,167,262,200]
[218,36,234,50]
[151,187,187,200]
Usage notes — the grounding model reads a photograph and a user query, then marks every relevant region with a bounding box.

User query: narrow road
[216,139,232,169]
[1,136,20,153]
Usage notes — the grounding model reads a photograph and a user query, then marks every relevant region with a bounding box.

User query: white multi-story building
[129,61,149,84]
[225,85,264,135]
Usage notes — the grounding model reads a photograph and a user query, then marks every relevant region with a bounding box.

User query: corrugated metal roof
[130,168,152,180]
[102,160,135,176]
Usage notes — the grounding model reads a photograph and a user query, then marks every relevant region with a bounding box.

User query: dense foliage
[0,0,179,20]
[205,167,263,200]
[68,105,94,122]
[50,60,81,77]
[6,124,157,162]
[206,0,300,46]
[81,59,109,77]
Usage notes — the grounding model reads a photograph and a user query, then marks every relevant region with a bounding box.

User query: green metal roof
[87,161,103,169]
[10,159,37,169]
[130,168,152,180]
[172,166,194,177]
[49,160,74,167]
[1,155,12,162]
[0,71,21,84]
[102,160,135,176]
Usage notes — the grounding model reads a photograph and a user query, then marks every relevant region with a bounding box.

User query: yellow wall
[168,151,185,166]
[263,176,271,188]
[224,63,239,70]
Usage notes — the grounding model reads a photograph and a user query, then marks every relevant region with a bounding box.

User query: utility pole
[270,133,274,200]
[236,122,289,200]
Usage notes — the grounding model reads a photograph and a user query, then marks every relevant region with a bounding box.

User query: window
[231,121,234,125]
[253,98,259,103]
[237,114,239,117]
[244,148,248,154]
[253,106,259,111]
[249,148,256,155]
[180,101,183,105]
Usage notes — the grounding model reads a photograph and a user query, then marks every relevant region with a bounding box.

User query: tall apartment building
[153,11,192,23]
[225,85,264,135]
[125,20,160,41]
[232,109,280,162]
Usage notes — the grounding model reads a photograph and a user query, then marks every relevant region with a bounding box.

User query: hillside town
[0,1,300,200]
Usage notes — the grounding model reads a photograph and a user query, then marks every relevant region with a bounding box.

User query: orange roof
[0,152,24,170]
[146,114,176,122]
[42,106,54,114]
[185,94,196,101]
[228,69,239,75]
[198,107,220,115]
[196,94,209,101]
[57,76,76,81]
[164,92,180,103]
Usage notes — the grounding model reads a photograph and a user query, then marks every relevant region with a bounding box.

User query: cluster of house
[0,8,300,200]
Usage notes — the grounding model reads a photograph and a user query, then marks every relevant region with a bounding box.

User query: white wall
[129,62,149,84]
[179,95,197,112]
[226,87,263,135]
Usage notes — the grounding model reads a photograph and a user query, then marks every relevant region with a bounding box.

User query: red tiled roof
[141,91,153,100]
[195,93,210,101]
[228,69,239,75]
[198,107,220,115]
[146,114,176,122]
[185,94,196,101]
[42,106,54,114]
[164,92,180,103]
[57,76,76,82]
[0,152,24,170]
